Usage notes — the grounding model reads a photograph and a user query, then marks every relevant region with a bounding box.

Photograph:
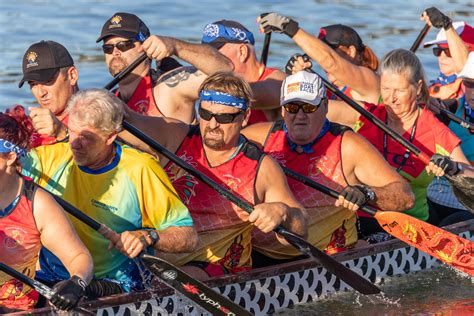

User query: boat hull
[16,219,474,315]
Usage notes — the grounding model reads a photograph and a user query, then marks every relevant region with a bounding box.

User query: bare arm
[152,226,198,253]
[119,108,189,161]
[292,28,380,103]
[342,131,415,212]
[34,188,93,283]
[253,155,308,243]
[250,70,285,110]
[327,99,361,128]
[241,122,273,147]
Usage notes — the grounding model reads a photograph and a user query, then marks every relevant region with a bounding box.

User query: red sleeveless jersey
[162,126,264,271]
[116,71,163,117]
[247,67,279,125]
[0,179,41,311]
[252,120,357,258]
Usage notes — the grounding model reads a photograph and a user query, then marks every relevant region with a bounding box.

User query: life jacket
[247,67,279,125]
[429,77,464,100]
[0,179,41,311]
[252,120,357,258]
[162,126,264,272]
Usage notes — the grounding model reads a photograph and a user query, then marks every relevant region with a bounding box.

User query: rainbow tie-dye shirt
[20,142,192,288]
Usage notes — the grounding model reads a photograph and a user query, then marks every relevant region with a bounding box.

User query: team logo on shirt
[26,52,38,69]
[109,15,123,29]
[223,174,241,191]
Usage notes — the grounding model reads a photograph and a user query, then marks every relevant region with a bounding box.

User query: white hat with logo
[281,71,326,106]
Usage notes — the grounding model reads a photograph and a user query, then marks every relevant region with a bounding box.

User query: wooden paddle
[306,67,474,210]
[47,191,252,316]
[123,121,381,295]
[105,53,381,295]
[0,262,94,315]
[260,32,272,66]
[282,167,474,276]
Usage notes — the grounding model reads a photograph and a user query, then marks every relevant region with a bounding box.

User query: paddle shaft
[308,68,431,164]
[440,108,474,131]
[123,120,381,295]
[260,32,272,66]
[409,24,431,53]
[103,53,149,90]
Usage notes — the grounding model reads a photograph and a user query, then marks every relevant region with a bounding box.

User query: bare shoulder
[242,122,273,147]
[341,129,379,157]
[155,66,202,87]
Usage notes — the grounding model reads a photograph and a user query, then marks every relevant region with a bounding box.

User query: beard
[203,126,225,150]
[108,57,128,76]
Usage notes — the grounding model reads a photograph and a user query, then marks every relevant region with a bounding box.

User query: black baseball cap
[318,24,364,52]
[96,12,150,43]
[18,40,74,88]
[201,20,255,50]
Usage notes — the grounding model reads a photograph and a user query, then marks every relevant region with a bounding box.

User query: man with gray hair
[21,89,197,294]
[242,71,414,266]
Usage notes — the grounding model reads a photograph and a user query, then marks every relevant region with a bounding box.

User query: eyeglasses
[102,40,137,54]
[199,107,244,124]
[283,101,323,114]
[433,47,451,58]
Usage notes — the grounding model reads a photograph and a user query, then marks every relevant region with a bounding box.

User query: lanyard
[383,109,419,172]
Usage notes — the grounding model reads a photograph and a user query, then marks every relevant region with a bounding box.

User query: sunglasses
[433,47,451,58]
[199,107,244,124]
[102,40,137,54]
[283,101,323,114]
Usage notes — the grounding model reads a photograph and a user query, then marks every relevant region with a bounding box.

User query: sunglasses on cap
[433,47,451,58]
[102,39,137,54]
[199,107,244,124]
[283,101,324,114]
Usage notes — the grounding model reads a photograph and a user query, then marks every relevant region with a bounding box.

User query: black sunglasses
[433,47,451,58]
[283,101,324,114]
[102,40,137,54]
[199,107,244,124]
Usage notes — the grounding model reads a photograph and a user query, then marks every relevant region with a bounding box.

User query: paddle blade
[277,229,381,295]
[446,175,474,213]
[140,254,251,316]
[374,211,474,276]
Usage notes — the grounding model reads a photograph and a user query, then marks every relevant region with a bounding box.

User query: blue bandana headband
[0,138,27,157]
[199,90,248,110]
[202,23,255,46]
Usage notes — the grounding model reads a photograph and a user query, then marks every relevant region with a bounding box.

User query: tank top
[162,126,264,271]
[116,70,163,117]
[0,179,41,311]
[253,120,357,258]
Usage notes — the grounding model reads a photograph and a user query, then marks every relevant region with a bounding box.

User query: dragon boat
[16,219,474,316]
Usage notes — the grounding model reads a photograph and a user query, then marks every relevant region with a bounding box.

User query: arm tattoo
[157,66,200,88]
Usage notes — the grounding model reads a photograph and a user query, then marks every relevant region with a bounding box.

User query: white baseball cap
[458,52,474,79]
[424,21,474,49]
[281,71,326,106]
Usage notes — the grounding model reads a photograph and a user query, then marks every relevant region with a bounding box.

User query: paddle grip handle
[104,53,148,90]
